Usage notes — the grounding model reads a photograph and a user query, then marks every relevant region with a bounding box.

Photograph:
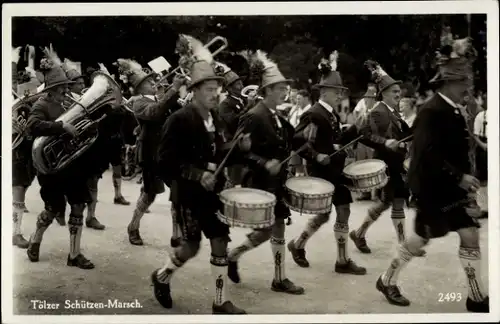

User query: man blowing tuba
[26,58,96,270]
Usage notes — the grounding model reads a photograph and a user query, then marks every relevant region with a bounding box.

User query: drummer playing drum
[349,61,425,256]
[226,50,305,295]
[154,57,247,314]
[287,52,366,275]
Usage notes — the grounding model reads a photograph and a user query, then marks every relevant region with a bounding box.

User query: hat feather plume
[318,50,339,77]
[63,58,79,72]
[114,58,143,84]
[176,34,215,75]
[249,50,275,85]
[214,61,231,77]
[364,60,388,83]
[435,28,477,66]
[42,44,62,67]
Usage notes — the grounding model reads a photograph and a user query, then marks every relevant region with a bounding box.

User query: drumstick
[213,133,244,178]
[395,135,413,144]
[328,135,363,158]
[277,143,309,168]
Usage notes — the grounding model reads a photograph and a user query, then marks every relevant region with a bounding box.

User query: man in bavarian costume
[153,54,247,314]
[12,46,36,248]
[116,59,186,246]
[349,61,423,256]
[375,37,489,313]
[287,51,366,274]
[26,59,95,269]
[226,50,305,295]
[216,62,249,187]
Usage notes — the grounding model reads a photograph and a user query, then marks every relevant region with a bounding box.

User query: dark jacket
[408,94,471,207]
[133,89,179,167]
[293,102,359,184]
[217,94,249,138]
[359,101,412,175]
[236,101,295,194]
[157,104,241,209]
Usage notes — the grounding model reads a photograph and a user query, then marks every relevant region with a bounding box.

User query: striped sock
[382,244,414,286]
[459,247,488,302]
[355,202,388,238]
[210,254,229,306]
[391,208,406,243]
[334,221,349,264]
[294,213,329,249]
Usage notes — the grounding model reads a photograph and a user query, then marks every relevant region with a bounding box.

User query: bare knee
[70,204,86,215]
[392,198,405,210]
[271,217,286,238]
[334,205,350,223]
[210,236,229,256]
[404,233,430,254]
[458,227,480,249]
[247,228,272,246]
[176,240,201,262]
[112,165,122,178]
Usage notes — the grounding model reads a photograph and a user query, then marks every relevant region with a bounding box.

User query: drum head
[285,176,335,195]
[220,187,276,206]
[343,159,386,176]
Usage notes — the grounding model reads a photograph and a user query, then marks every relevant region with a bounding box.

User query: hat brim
[133,73,157,94]
[69,75,84,81]
[226,76,245,87]
[312,84,349,91]
[378,80,402,94]
[187,76,225,91]
[41,80,76,92]
[429,72,469,84]
[260,79,293,91]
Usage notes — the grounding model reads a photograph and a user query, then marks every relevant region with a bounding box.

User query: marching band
[11,32,489,314]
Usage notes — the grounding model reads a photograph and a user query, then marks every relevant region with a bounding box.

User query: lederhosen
[12,135,36,188]
[238,101,294,221]
[157,104,240,242]
[294,102,359,206]
[409,94,480,239]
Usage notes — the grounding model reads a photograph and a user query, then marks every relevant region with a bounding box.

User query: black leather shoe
[287,240,310,268]
[466,296,489,313]
[67,254,95,269]
[349,231,372,253]
[127,225,144,246]
[13,234,29,249]
[151,270,173,308]
[376,276,410,306]
[271,278,305,295]
[114,196,131,206]
[335,259,367,275]
[27,241,40,262]
[212,301,247,314]
[227,260,241,283]
[170,237,181,248]
[86,217,105,230]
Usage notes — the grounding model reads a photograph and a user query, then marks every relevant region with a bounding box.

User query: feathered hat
[429,33,477,84]
[314,51,348,91]
[114,59,156,94]
[63,58,83,81]
[175,34,224,90]
[364,60,401,95]
[214,61,242,87]
[246,50,292,90]
[38,45,74,92]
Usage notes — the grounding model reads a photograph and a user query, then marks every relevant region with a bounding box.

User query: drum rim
[284,201,333,215]
[219,187,277,208]
[343,159,387,180]
[346,176,389,193]
[285,176,335,198]
[216,211,275,229]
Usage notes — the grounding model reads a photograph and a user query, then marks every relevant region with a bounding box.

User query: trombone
[154,36,229,89]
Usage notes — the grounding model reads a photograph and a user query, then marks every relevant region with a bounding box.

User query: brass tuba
[32,71,123,175]
[12,91,44,150]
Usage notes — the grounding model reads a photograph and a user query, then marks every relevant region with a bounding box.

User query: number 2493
[438,292,462,302]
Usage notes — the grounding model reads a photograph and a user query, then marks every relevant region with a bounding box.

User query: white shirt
[402,114,416,128]
[474,110,487,138]
[143,94,158,102]
[353,99,367,115]
[289,103,311,127]
[266,106,283,129]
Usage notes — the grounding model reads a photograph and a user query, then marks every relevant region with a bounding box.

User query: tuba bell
[32,71,123,175]
[12,91,45,150]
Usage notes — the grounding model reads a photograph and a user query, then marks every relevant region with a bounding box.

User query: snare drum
[218,188,276,229]
[343,159,388,193]
[284,176,335,215]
